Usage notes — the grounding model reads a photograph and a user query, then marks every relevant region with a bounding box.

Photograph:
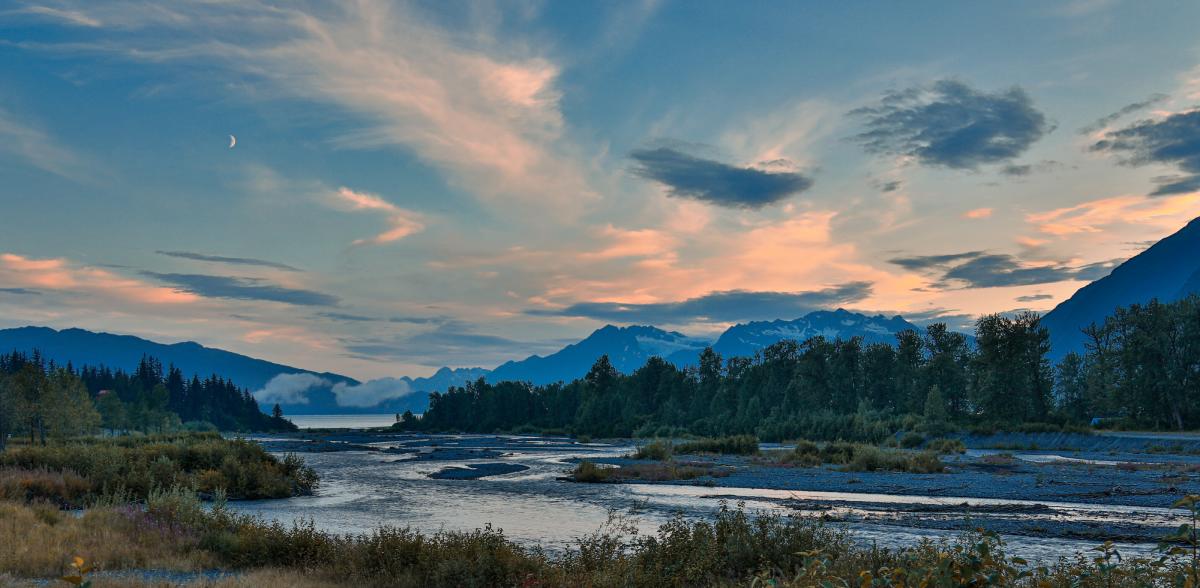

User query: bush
[674,435,759,456]
[571,460,728,483]
[927,438,967,454]
[900,432,926,448]
[0,433,317,503]
[633,440,673,461]
[844,447,944,473]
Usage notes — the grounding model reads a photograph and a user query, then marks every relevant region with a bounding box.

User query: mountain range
[0,310,922,415]
[4,215,1198,416]
[1042,215,1200,359]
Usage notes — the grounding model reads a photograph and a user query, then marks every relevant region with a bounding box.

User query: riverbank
[3,430,1200,585]
[248,431,1200,550]
[0,492,1194,587]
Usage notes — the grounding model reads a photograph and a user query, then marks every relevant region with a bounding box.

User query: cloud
[0,106,91,180]
[889,251,1121,288]
[1,252,197,305]
[315,311,375,322]
[332,187,424,246]
[252,372,329,405]
[629,146,813,208]
[879,180,902,193]
[851,79,1051,169]
[963,208,993,219]
[343,321,559,367]
[1090,109,1200,196]
[888,251,986,271]
[1016,293,1055,302]
[331,378,415,408]
[529,282,874,324]
[8,5,102,27]
[156,250,300,271]
[1026,193,1200,235]
[999,160,1061,177]
[142,272,339,306]
[1079,94,1170,135]
[0,287,41,295]
[15,1,591,211]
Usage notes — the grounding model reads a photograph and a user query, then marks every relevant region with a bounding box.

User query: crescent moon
[228,134,237,149]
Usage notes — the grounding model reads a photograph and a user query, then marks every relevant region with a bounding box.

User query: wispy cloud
[1079,93,1169,135]
[890,251,1120,289]
[0,106,91,181]
[0,252,198,305]
[14,1,591,211]
[142,272,339,306]
[331,187,424,246]
[529,282,874,324]
[156,250,301,272]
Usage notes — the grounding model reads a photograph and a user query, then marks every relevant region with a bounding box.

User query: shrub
[927,438,967,454]
[0,433,317,503]
[633,440,673,461]
[572,460,612,483]
[674,435,759,456]
[900,432,926,449]
[571,460,728,483]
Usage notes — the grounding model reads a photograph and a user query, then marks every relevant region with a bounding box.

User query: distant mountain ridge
[1042,216,1200,359]
[487,324,709,385]
[0,326,357,390]
[487,310,923,385]
[689,309,920,366]
[0,308,927,415]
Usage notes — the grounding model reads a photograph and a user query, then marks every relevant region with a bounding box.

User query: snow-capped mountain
[667,309,921,366]
[486,325,710,385]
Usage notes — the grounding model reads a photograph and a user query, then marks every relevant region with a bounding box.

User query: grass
[780,440,946,473]
[631,435,759,461]
[674,435,759,456]
[571,460,729,483]
[926,438,968,454]
[0,433,316,505]
[632,440,673,460]
[1,494,1197,587]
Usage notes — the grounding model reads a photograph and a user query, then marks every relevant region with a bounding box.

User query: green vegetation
[899,431,925,448]
[781,440,945,473]
[632,439,673,460]
[675,435,759,455]
[571,459,727,483]
[0,351,296,439]
[2,494,1199,587]
[0,433,316,505]
[408,297,1200,439]
[926,437,967,454]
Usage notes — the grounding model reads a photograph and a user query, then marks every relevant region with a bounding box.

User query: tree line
[411,297,1200,439]
[0,351,295,449]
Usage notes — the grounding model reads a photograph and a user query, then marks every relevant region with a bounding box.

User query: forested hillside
[413,297,1200,439]
[0,351,295,444]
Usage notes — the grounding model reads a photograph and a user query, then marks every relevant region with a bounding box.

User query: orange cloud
[964,208,994,219]
[582,225,678,260]
[1027,193,1200,236]
[0,253,198,304]
[334,187,424,245]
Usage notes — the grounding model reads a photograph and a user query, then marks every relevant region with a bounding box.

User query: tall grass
[0,433,316,504]
[0,495,1194,587]
[674,435,759,456]
[781,440,945,473]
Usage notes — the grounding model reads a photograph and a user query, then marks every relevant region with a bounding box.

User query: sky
[2,0,1200,381]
